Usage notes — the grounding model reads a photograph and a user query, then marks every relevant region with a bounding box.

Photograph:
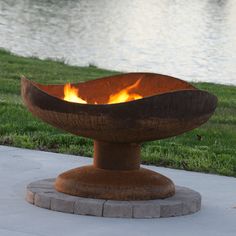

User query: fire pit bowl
[21,73,217,200]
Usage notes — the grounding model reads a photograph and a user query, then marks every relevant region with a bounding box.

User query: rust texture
[55,166,175,200]
[21,73,217,143]
[94,141,141,170]
[21,72,217,200]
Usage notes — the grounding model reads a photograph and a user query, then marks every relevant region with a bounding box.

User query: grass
[0,48,236,177]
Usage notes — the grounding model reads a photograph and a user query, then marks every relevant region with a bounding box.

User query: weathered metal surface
[21,73,217,143]
[54,166,175,200]
[94,141,141,170]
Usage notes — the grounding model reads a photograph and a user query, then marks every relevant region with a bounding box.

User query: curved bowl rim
[21,72,200,107]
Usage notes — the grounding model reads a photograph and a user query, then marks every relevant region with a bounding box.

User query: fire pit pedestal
[22,72,217,213]
[55,141,175,200]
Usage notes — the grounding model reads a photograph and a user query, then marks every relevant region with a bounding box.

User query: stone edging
[26,178,201,218]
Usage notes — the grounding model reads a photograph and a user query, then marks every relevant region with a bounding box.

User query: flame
[108,79,142,104]
[63,83,87,104]
[63,79,143,104]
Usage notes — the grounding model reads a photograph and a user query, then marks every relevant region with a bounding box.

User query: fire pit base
[26,178,201,218]
[54,165,175,200]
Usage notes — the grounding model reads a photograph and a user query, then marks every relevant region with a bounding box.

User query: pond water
[0,0,236,85]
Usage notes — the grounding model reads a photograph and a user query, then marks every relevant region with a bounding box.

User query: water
[0,0,236,85]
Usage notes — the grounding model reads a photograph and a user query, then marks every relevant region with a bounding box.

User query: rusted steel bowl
[21,73,217,200]
[21,73,217,143]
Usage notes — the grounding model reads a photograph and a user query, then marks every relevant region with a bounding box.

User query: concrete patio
[0,145,235,236]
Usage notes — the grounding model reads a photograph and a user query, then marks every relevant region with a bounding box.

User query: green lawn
[0,49,236,176]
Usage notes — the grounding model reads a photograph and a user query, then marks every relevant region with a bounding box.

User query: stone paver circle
[26,178,201,218]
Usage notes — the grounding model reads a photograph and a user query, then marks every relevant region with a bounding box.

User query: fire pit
[21,73,217,202]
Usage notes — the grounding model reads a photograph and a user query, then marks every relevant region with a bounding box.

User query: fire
[64,84,86,104]
[108,79,142,104]
[63,79,143,104]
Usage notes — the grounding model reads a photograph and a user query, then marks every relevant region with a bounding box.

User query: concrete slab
[0,145,236,236]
